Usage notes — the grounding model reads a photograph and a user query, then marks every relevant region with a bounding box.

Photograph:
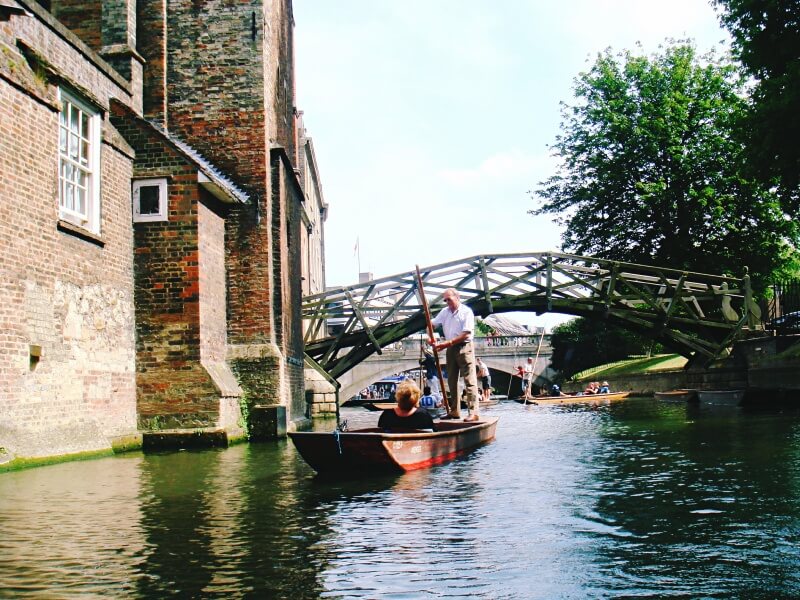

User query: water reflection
[1,399,800,598]
[0,455,147,597]
[581,400,800,597]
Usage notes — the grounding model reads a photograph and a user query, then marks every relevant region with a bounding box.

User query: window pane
[69,133,78,161]
[70,103,79,133]
[81,112,89,138]
[80,139,89,165]
[138,185,161,215]
[59,127,67,154]
[65,182,74,211]
[76,187,86,216]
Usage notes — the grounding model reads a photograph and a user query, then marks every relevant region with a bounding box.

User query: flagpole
[354,236,361,277]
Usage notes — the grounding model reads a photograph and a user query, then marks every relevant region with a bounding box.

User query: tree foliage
[549,318,660,381]
[531,41,798,291]
[713,0,800,218]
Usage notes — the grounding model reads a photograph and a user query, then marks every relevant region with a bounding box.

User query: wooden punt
[288,417,499,475]
[518,391,631,405]
[654,389,698,402]
[696,389,746,405]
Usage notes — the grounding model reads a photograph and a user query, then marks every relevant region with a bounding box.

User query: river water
[2,397,800,598]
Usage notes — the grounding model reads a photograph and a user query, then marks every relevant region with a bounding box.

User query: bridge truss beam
[303,252,761,379]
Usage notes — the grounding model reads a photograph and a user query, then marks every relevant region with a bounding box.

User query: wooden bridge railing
[303,252,760,378]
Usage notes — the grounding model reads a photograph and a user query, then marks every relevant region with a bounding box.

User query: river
[1,397,800,598]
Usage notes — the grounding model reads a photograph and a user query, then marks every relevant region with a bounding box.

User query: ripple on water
[2,400,800,597]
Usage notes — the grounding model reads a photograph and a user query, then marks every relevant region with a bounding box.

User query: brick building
[0,0,325,464]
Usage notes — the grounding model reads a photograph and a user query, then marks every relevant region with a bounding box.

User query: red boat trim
[398,448,466,471]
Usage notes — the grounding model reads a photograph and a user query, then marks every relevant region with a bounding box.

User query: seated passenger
[378,380,436,431]
[419,385,441,410]
[584,381,599,395]
[550,383,563,397]
[598,381,610,394]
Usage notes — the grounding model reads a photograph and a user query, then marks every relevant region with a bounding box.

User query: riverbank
[564,334,800,400]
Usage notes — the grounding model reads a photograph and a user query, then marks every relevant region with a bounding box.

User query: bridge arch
[335,337,556,401]
[304,252,760,382]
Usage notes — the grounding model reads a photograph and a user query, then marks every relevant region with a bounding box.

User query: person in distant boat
[550,383,563,397]
[584,381,599,394]
[476,357,491,401]
[522,357,534,400]
[419,385,441,411]
[431,288,481,421]
[598,381,610,394]
[378,380,436,431]
[419,346,441,397]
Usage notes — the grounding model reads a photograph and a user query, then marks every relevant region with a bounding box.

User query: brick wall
[144,0,305,423]
[49,0,103,51]
[271,148,307,419]
[137,0,166,125]
[0,6,138,459]
[110,110,241,430]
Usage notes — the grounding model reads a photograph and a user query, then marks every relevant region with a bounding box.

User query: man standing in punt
[431,288,481,421]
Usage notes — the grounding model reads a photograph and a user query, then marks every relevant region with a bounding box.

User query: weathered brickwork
[0,3,139,459]
[271,148,306,418]
[295,112,327,328]
[49,0,103,50]
[2,0,324,461]
[148,0,307,423]
[109,109,244,430]
[137,0,166,125]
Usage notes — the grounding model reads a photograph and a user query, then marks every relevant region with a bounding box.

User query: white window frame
[58,88,101,234]
[132,178,169,223]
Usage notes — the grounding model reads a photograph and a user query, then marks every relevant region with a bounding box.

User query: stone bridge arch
[334,338,557,401]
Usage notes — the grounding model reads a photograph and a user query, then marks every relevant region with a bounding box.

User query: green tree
[531,41,798,291]
[549,317,660,381]
[713,0,800,219]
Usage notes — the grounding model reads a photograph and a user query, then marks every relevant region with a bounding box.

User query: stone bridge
[336,335,556,401]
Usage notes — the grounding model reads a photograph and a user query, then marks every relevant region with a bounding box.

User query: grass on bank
[777,339,800,360]
[571,354,687,382]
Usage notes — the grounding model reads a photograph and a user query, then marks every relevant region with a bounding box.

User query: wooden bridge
[303,252,761,382]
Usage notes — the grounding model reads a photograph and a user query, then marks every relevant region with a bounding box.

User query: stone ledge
[142,428,231,451]
[110,433,143,453]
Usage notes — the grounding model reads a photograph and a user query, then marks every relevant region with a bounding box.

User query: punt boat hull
[518,391,631,405]
[288,417,499,475]
[696,389,746,405]
[655,389,698,402]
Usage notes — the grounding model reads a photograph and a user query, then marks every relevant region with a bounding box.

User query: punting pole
[415,266,449,414]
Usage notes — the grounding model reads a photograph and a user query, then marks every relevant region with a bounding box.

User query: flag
[353,236,359,256]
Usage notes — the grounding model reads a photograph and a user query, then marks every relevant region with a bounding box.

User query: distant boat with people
[518,391,631,405]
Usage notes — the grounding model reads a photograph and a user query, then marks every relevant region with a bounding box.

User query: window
[58,89,101,234]
[132,178,168,222]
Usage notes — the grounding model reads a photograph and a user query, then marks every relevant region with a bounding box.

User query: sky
[293,1,731,330]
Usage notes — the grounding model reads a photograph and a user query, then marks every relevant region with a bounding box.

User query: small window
[58,88,101,234]
[132,178,168,222]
